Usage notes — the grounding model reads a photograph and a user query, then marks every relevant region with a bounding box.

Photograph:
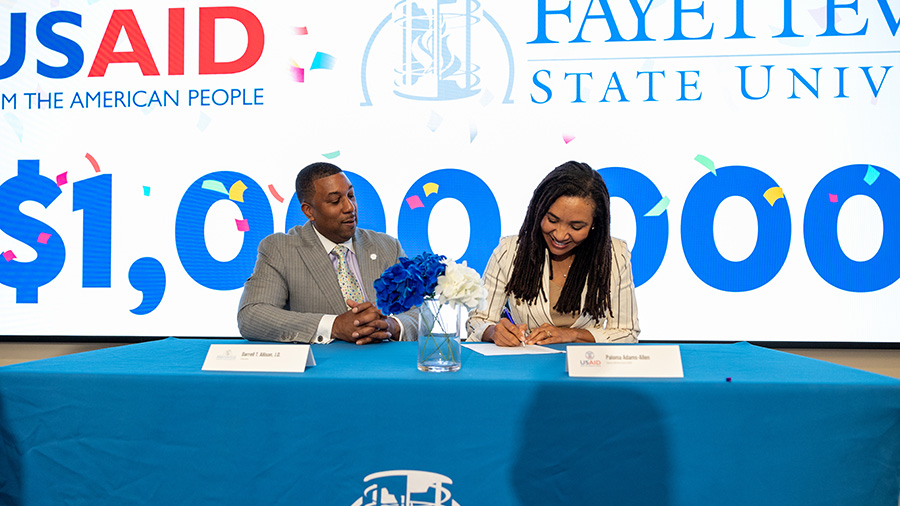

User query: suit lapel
[354,231,378,303]
[295,222,346,311]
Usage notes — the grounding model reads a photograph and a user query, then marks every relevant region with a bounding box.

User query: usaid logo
[360,0,514,106]
[349,470,461,506]
[581,350,602,367]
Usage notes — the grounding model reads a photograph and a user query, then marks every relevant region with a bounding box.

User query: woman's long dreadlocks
[505,161,613,322]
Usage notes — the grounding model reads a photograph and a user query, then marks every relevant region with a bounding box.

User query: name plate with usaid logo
[202,344,316,373]
[566,345,683,378]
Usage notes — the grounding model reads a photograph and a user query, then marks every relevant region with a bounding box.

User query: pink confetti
[829,194,838,203]
[85,153,101,173]
[808,7,839,30]
[291,66,305,83]
[236,219,250,232]
[268,184,284,203]
[726,377,732,382]
[563,134,575,144]
[294,26,308,35]
[2,250,15,262]
[406,195,424,210]
[56,172,68,186]
[37,232,51,244]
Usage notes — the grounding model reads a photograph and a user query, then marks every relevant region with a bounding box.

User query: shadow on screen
[511,383,671,506]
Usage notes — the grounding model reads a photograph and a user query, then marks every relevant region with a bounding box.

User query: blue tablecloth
[1,339,899,506]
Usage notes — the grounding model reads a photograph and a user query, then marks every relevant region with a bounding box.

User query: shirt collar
[311,223,355,255]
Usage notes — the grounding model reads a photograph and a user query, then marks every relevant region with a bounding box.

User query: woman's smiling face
[540,195,595,258]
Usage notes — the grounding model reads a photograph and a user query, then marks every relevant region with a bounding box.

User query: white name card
[202,344,316,373]
[566,345,684,378]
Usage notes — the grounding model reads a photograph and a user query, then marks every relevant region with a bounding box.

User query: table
[1,339,899,506]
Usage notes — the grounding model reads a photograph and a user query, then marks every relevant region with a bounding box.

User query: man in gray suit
[238,162,417,345]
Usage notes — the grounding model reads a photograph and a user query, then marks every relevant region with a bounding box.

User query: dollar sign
[0,159,66,303]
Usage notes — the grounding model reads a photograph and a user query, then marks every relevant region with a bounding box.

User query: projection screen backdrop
[1,0,898,343]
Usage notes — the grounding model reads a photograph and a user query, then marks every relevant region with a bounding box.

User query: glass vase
[417,298,462,372]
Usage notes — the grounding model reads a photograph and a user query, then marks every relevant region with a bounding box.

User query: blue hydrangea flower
[413,252,446,294]
[374,252,447,314]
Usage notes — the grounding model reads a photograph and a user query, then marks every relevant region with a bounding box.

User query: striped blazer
[466,235,640,343]
[238,222,418,343]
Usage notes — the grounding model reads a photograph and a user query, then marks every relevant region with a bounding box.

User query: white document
[202,344,316,373]
[462,342,565,356]
[566,345,683,378]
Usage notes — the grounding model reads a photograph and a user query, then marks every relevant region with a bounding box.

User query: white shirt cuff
[314,315,335,344]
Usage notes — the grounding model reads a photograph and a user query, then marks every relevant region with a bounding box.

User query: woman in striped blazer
[466,161,640,346]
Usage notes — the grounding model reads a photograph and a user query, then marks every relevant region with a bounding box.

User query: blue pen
[501,307,526,346]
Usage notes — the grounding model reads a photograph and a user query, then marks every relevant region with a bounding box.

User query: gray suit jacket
[238,222,419,343]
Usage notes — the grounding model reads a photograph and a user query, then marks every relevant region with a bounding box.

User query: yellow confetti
[423,182,439,197]
[229,180,248,202]
[763,187,784,206]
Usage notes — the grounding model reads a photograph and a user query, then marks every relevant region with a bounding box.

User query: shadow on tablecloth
[511,382,671,506]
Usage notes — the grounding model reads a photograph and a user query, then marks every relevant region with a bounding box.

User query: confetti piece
[2,250,15,262]
[201,180,228,194]
[563,134,576,144]
[469,124,478,143]
[864,165,880,185]
[197,112,211,131]
[56,172,68,186]
[644,196,670,217]
[695,154,716,175]
[268,184,284,203]
[294,26,308,35]
[808,7,839,30]
[290,66,305,83]
[479,90,494,107]
[229,180,248,202]
[4,113,23,142]
[143,186,151,196]
[726,377,732,382]
[236,219,249,232]
[763,187,784,206]
[310,52,336,70]
[322,151,340,159]
[427,111,443,132]
[37,232,51,244]
[829,193,838,203]
[406,195,424,210]
[85,153,101,173]
[423,183,439,197]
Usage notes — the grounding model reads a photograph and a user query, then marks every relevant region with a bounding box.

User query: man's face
[301,173,358,243]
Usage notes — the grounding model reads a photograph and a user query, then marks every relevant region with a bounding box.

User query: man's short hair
[296,162,343,203]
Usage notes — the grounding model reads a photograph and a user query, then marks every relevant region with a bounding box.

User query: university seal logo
[360,0,514,106]
[349,470,461,506]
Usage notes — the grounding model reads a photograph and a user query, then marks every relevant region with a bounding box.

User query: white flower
[433,259,487,310]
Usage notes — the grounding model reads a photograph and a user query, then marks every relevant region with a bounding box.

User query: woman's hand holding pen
[489,318,529,347]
